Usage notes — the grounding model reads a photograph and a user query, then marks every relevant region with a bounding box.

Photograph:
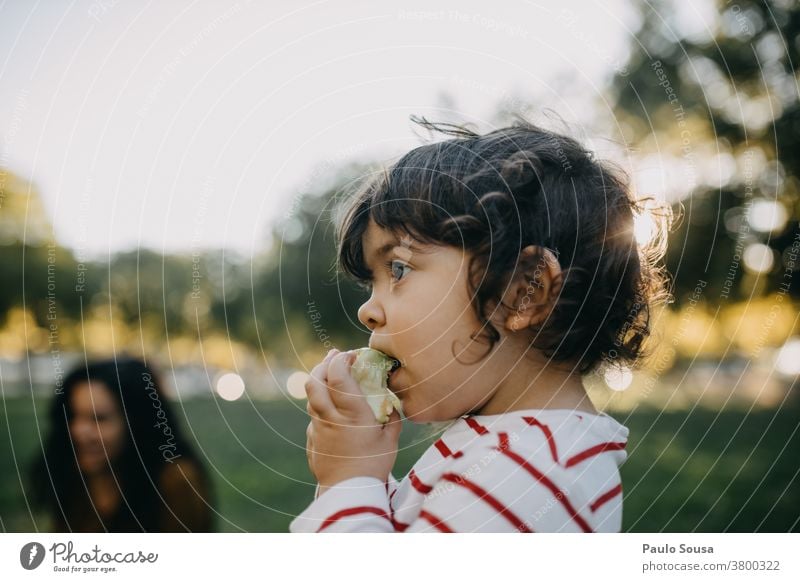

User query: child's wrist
[317,471,389,496]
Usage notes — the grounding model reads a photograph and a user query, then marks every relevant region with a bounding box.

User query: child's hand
[304,349,402,494]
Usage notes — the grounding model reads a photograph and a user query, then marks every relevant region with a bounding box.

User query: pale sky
[0,0,642,259]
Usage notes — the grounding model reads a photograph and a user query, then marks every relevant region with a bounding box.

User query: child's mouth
[387,358,402,390]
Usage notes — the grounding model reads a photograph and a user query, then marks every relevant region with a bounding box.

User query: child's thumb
[382,409,403,438]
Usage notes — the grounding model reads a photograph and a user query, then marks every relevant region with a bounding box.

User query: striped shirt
[290,409,629,533]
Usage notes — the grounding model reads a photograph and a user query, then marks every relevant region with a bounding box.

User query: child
[290,117,668,533]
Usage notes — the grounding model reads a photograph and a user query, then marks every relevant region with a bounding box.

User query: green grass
[1,395,797,532]
[618,407,800,532]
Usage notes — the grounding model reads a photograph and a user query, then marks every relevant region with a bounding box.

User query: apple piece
[350,348,403,423]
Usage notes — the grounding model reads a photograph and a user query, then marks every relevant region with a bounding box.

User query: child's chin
[402,403,447,424]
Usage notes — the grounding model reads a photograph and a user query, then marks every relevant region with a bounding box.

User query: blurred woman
[31,357,214,532]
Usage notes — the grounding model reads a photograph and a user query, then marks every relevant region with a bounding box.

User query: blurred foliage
[611,0,800,302]
[0,167,370,364]
[224,169,371,356]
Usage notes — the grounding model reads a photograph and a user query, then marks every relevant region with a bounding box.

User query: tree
[611,0,800,303]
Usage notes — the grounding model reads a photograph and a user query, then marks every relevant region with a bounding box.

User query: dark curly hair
[336,116,671,373]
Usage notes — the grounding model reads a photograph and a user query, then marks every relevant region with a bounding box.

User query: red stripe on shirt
[465,416,490,435]
[434,438,463,458]
[497,446,593,532]
[590,483,623,513]
[391,515,410,532]
[498,432,511,451]
[318,506,391,532]
[419,510,454,533]
[522,416,560,464]
[442,473,533,532]
[565,442,627,468]
[409,469,434,494]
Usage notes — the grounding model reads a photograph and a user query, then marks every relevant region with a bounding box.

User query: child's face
[358,219,507,422]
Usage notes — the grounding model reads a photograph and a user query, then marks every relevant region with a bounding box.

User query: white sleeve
[289,477,394,533]
[387,472,400,500]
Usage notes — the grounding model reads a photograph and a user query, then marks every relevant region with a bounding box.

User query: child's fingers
[326,351,368,410]
[305,350,338,416]
[381,408,403,438]
[305,422,314,472]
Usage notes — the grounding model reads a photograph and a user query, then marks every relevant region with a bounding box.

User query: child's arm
[292,349,401,532]
[290,476,394,533]
[290,473,401,532]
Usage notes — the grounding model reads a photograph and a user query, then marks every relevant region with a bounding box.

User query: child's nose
[357,296,385,330]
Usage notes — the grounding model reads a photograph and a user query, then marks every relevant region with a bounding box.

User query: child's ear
[502,245,562,332]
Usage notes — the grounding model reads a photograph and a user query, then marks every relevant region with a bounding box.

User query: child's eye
[387,259,411,283]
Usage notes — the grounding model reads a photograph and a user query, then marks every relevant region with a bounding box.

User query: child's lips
[387,365,403,393]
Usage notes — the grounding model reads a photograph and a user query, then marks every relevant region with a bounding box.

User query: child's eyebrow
[366,239,428,267]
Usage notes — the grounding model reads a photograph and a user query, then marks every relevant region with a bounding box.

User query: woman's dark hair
[336,116,671,373]
[30,357,213,531]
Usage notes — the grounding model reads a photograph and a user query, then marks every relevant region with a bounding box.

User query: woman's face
[357,219,509,422]
[69,381,127,474]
